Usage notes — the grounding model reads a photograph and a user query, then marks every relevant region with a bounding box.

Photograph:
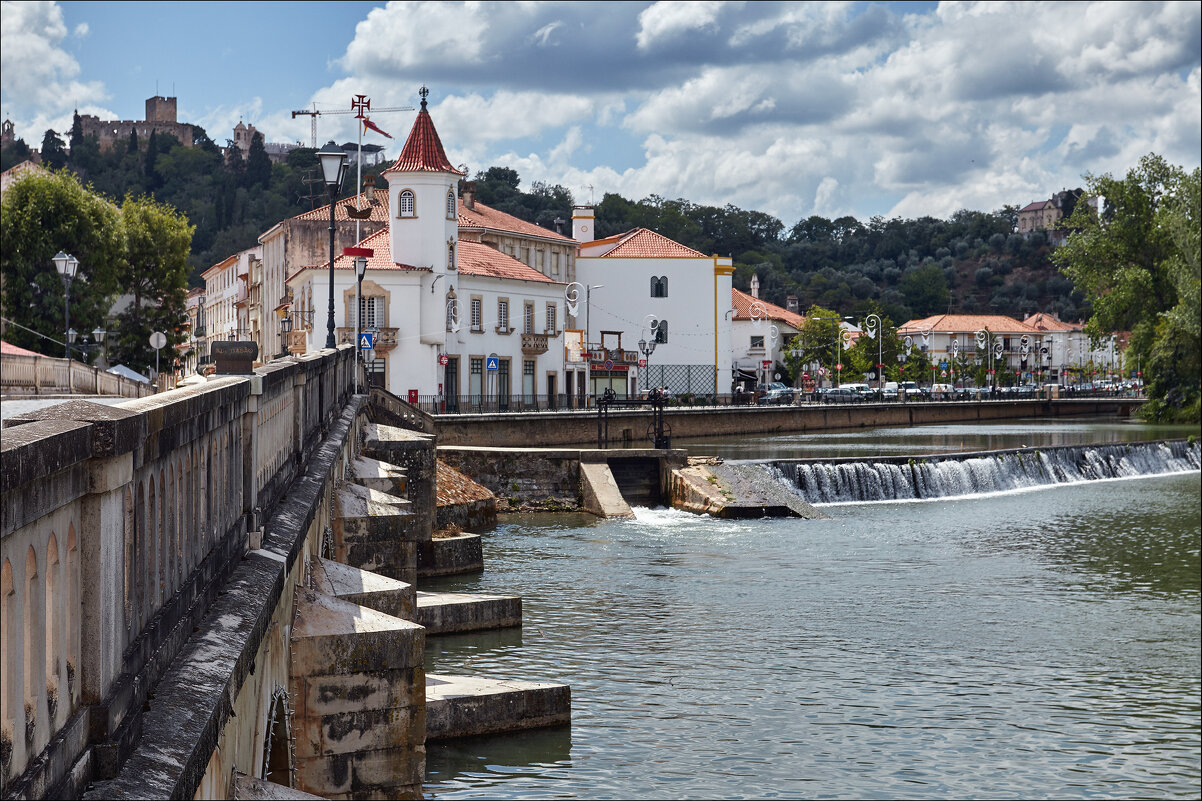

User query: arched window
[448,241,456,271]
[655,319,668,344]
[650,276,668,297]
[446,292,458,332]
[398,190,416,218]
[446,190,456,219]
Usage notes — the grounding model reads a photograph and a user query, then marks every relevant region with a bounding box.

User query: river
[422,419,1201,799]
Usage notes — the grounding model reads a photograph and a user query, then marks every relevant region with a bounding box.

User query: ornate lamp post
[863,313,883,391]
[52,251,80,359]
[750,301,780,389]
[638,313,660,394]
[317,141,349,350]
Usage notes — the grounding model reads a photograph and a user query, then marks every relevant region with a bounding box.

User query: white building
[199,245,260,364]
[283,97,572,406]
[573,207,734,398]
[730,281,805,391]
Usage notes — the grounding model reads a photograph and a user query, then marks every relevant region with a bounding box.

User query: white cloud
[342,1,491,71]
[0,0,107,135]
[73,21,88,37]
[636,1,730,50]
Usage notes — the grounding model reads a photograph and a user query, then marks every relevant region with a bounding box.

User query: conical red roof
[385,95,464,175]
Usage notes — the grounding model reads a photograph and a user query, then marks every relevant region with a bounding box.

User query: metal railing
[410,385,1144,415]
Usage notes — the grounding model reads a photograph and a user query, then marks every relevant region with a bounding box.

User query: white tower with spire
[381,87,465,355]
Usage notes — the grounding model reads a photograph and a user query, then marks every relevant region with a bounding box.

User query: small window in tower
[448,242,456,271]
[399,190,416,218]
[446,190,456,219]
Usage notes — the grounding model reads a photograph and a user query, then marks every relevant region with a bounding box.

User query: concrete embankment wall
[433,398,1145,447]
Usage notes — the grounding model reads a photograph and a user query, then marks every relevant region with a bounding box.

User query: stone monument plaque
[212,341,259,375]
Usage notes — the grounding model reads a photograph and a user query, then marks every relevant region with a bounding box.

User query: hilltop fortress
[76,95,195,150]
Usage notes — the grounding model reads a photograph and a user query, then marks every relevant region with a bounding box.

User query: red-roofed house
[281,94,570,404]
[730,279,806,389]
[573,207,734,397]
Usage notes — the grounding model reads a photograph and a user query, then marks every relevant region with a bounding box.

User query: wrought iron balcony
[521,333,550,355]
[337,327,398,351]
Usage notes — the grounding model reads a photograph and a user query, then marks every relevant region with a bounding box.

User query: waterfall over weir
[768,439,1201,505]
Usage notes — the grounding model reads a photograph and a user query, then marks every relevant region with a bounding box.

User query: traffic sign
[604,359,614,370]
[438,354,449,366]
[941,369,947,377]
[762,360,772,368]
[149,331,167,349]
[359,332,375,349]
[485,356,499,371]
[638,359,647,367]
[836,363,843,371]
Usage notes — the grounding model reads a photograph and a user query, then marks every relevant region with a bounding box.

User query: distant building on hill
[76,95,196,150]
[228,121,302,164]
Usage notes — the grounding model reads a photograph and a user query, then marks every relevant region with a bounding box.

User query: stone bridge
[1,347,566,800]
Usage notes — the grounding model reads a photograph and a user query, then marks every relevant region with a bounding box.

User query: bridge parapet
[0,346,356,798]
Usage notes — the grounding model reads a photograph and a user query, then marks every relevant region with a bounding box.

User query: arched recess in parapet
[44,532,60,727]
[1,557,15,768]
[261,686,295,788]
[123,488,134,629]
[148,476,158,612]
[23,546,40,747]
[66,525,79,707]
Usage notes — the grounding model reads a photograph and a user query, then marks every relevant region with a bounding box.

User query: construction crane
[290,100,415,148]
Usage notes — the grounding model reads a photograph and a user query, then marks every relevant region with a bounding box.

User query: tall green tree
[107,194,194,371]
[40,129,68,170]
[1052,154,1198,420]
[245,131,271,188]
[0,170,123,354]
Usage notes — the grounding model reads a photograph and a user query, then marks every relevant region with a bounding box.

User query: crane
[290,99,415,148]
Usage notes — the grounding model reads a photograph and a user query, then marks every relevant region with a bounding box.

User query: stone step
[350,454,407,497]
[425,674,571,741]
[418,533,483,577]
[415,591,521,634]
[312,557,416,622]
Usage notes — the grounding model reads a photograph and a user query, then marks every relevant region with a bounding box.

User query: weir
[766,439,1201,504]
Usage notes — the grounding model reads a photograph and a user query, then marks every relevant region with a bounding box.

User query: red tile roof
[1,340,42,357]
[583,228,707,258]
[458,241,557,283]
[1023,312,1080,332]
[385,103,464,175]
[1019,200,1051,213]
[285,227,425,283]
[731,289,805,329]
[458,199,574,242]
[899,314,1041,334]
[291,188,390,224]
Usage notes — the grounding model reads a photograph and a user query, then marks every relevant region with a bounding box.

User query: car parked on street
[756,381,795,405]
[822,387,865,404]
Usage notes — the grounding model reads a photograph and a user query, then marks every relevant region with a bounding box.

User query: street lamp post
[317,141,349,350]
[564,282,603,402]
[637,314,659,395]
[52,251,80,359]
[750,301,780,389]
[863,313,883,391]
[354,254,368,392]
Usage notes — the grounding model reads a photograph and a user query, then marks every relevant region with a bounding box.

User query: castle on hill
[76,95,196,150]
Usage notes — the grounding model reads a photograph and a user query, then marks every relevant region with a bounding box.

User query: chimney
[572,205,594,243]
[461,181,476,210]
[786,295,798,314]
[750,274,760,299]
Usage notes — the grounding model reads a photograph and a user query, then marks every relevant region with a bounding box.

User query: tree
[69,111,84,152]
[785,305,845,383]
[1052,154,1198,420]
[106,194,194,370]
[245,131,271,188]
[0,170,123,354]
[899,262,950,317]
[40,129,68,170]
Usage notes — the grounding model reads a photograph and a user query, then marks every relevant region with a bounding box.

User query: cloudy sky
[2,1,1198,226]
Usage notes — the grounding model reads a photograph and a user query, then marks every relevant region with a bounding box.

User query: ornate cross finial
[419,86,429,109]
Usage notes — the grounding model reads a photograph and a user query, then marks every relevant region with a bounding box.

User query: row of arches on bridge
[1,419,244,780]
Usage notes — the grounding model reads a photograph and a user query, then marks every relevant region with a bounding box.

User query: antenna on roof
[587,184,594,204]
